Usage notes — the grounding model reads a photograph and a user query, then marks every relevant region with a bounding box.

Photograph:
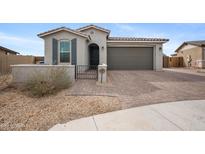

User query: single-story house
[11,25,169,83]
[174,40,205,68]
[38,25,169,72]
[0,46,20,55]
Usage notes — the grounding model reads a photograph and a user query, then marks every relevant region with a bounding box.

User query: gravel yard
[1,69,205,131]
[0,86,121,131]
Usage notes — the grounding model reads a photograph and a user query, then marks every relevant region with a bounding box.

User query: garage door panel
[107,47,153,70]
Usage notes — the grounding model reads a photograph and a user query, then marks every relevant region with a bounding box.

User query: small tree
[187,55,192,68]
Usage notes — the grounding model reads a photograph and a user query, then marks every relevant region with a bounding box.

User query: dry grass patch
[0,87,121,131]
[0,74,12,90]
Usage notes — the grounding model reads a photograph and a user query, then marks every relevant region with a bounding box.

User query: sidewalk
[49,100,205,131]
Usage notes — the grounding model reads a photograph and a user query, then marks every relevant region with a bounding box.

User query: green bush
[25,67,71,97]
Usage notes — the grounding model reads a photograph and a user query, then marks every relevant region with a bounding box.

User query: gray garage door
[107,47,153,70]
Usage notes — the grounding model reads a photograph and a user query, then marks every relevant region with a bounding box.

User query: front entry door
[89,44,99,66]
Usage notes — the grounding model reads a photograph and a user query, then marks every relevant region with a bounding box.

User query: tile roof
[37,27,89,38]
[185,40,205,46]
[76,24,110,34]
[108,37,169,42]
[175,40,205,52]
[37,25,169,43]
[0,46,20,54]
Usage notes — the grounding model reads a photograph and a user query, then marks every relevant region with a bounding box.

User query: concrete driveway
[49,100,205,131]
[67,70,205,109]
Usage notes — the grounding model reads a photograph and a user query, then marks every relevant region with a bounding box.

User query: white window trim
[58,39,72,64]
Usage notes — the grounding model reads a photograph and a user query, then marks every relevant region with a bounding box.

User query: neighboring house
[0,46,20,56]
[34,56,44,64]
[38,25,169,71]
[174,40,205,68]
[170,53,177,57]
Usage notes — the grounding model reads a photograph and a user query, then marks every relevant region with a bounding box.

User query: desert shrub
[50,68,71,90]
[0,73,12,90]
[25,67,71,97]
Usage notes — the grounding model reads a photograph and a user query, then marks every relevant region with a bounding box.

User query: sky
[0,23,205,56]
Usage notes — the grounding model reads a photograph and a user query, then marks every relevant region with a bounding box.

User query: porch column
[98,64,107,83]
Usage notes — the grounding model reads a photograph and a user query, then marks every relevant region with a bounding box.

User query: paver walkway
[67,70,205,109]
[49,100,205,131]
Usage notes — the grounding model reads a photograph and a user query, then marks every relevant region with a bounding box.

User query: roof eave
[107,40,169,43]
[175,42,205,52]
[77,26,110,34]
[8,51,20,54]
[187,42,204,47]
[37,28,89,39]
[175,43,186,53]
[0,46,20,54]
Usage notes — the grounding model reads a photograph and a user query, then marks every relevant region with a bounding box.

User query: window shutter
[71,38,77,65]
[52,38,58,65]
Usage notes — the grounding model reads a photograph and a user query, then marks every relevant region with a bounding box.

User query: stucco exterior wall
[43,31,88,65]
[11,64,75,83]
[79,29,108,64]
[41,28,164,71]
[176,44,203,67]
[107,42,163,71]
[155,44,163,71]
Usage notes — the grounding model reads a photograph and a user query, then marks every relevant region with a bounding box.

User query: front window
[60,40,71,63]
